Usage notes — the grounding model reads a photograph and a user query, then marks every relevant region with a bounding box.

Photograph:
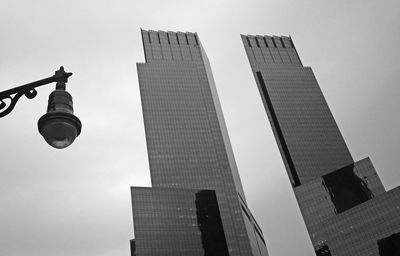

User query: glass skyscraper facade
[242,34,400,256]
[131,30,269,256]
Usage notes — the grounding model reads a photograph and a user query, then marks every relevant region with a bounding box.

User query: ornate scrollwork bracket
[0,67,72,118]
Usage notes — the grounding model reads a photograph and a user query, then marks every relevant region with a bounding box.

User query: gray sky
[1,0,399,255]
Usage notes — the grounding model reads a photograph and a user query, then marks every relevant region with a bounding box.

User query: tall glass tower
[242,34,400,256]
[130,30,269,256]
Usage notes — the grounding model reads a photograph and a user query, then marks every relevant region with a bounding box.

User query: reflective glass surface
[243,34,400,255]
[378,232,400,255]
[131,187,228,256]
[132,30,269,256]
[322,163,373,213]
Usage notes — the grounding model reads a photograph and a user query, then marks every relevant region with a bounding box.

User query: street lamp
[0,67,81,149]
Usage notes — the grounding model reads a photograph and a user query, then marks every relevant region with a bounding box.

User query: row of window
[147,31,198,46]
[246,36,295,49]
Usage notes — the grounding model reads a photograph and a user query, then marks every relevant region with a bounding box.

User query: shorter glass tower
[131,188,228,255]
[242,34,400,256]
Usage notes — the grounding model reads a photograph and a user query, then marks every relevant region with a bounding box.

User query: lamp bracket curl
[0,67,72,118]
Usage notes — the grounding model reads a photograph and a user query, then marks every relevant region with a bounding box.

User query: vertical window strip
[185,34,189,45]
[271,38,277,48]
[263,37,269,48]
[246,37,252,47]
[280,38,286,48]
[141,30,147,63]
[255,37,260,48]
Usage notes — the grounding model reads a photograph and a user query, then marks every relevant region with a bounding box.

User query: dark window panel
[315,244,332,256]
[378,232,400,255]
[323,164,373,214]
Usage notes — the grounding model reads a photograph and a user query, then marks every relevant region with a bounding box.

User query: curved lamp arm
[0,67,72,118]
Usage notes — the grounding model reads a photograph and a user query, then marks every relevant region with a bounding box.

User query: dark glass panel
[130,239,136,256]
[378,232,400,256]
[195,190,229,256]
[315,244,332,256]
[323,164,373,213]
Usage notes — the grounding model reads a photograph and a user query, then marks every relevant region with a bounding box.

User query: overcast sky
[1,1,399,255]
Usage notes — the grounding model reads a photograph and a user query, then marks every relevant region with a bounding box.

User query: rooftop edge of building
[141,29,199,46]
[140,29,202,63]
[241,34,296,49]
[241,34,303,67]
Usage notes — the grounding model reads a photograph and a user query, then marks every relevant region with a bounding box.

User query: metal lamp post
[0,66,81,149]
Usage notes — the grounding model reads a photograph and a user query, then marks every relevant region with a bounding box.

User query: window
[378,232,400,255]
[185,34,189,45]
[315,244,331,256]
[246,37,252,47]
[255,37,260,48]
[323,164,373,214]
[263,37,269,48]
[280,38,286,48]
[271,38,277,48]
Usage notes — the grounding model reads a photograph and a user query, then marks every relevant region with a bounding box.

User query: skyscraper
[130,30,269,256]
[242,34,400,255]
